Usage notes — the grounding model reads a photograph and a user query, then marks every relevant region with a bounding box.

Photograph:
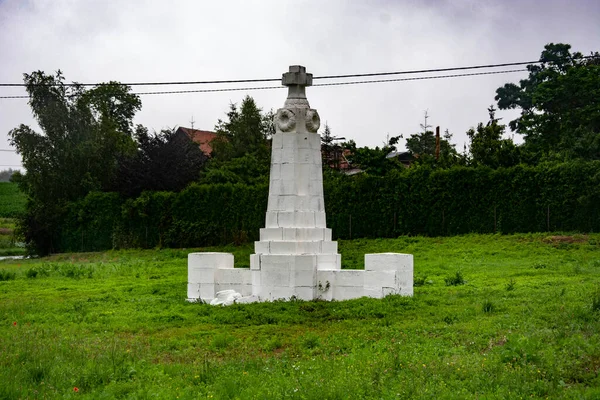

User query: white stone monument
[187,66,413,304]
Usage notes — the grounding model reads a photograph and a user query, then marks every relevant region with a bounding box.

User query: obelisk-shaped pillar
[250,66,341,300]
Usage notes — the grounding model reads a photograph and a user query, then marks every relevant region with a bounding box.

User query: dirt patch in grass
[542,235,588,244]
[0,227,13,235]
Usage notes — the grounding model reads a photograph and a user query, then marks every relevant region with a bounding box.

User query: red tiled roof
[178,127,218,155]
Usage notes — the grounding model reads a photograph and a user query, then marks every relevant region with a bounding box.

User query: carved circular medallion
[276,108,296,132]
[305,109,320,133]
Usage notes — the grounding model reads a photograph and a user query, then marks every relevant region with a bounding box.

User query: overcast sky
[1,0,599,170]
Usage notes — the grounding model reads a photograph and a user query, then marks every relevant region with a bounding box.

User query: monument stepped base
[187,252,413,303]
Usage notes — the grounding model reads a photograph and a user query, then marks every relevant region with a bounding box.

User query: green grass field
[0,182,26,218]
[1,234,599,399]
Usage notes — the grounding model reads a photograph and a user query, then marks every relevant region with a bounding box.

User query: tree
[320,122,346,170]
[466,106,520,168]
[112,126,208,197]
[344,135,402,176]
[0,169,17,182]
[204,96,273,184]
[211,96,272,162]
[495,43,600,161]
[8,70,141,254]
[406,111,462,167]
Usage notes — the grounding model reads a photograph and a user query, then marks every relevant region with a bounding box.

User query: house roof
[177,127,218,155]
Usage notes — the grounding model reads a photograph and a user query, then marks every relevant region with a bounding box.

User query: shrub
[592,287,600,313]
[505,279,516,291]
[444,271,465,286]
[482,299,496,313]
[0,269,16,281]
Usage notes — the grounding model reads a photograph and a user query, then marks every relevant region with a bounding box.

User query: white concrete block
[266,211,278,228]
[260,269,292,287]
[292,255,318,270]
[317,270,337,287]
[250,254,261,270]
[295,241,322,254]
[272,133,283,149]
[364,270,396,289]
[260,228,283,241]
[260,254,295,267]
[293,269,316,286]
[254,241,270,254]
[251,270,261,288]
[317,254,341,270]
[272,149,283,164]
[199,283,216,300]
[309,134,321,149]
[189,268,215,284]
[314,212,326,228]
[277,211,295,227]
[293,196,308,210]
[268,241,298,254]
[335,270,364,287]
[323,228,332,241]
[282,147,296,163]
[280,163,295,181]
[279,195,296,211]
[332,285,364,301]
[310,196,324,212]
[297,149,312,164]
[320,241,338,254]
[293,286,316,300]
[281,178,296,195]
[294,211,315,227]
[187,283,200,299]
[382,286,399,297]
[216,268,252,285]
[297,135,311,149]
[282,132,298,149]
[188,253,234,269]
[365,253,413,272]
[270,163,281,180]
[364,287,385,299]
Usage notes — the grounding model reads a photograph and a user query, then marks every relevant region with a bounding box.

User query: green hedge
[56,161,600,252]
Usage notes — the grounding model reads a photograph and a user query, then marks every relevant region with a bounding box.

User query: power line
[312,69,527,87]
[0,69,526,99]
[0,149,17,152]
[3,57,597,88]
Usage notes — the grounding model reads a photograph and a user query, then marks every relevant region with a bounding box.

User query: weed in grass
[264,337,283,352]
[444,271,465,286]
[592,287,600,313]
[25,268,38,278]
[414,275,428,287]
[212,334,233,351]
[301,333,320,350]
[482,300,496,313]
[0,269,16,280]
[532,262,547,269]
[505,278,516,291]
[443,314,458,324]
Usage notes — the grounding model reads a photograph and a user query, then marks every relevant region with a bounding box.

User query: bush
[26,160,600,253]
[445,271,465,286]
[0,269,16,281]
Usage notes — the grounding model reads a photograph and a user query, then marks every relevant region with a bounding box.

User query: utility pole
[190,116,195,131]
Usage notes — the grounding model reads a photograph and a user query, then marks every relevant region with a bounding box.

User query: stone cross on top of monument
[282,65,313,108]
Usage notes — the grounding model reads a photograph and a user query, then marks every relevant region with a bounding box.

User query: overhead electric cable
[0,69,527,99]
[4,56,597,88]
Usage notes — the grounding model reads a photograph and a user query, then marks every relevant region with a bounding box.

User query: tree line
[8,43,600,255]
